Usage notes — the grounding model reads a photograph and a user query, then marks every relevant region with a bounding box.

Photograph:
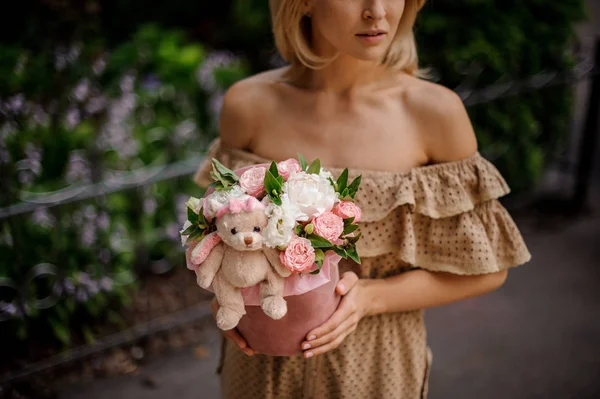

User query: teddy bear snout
[244,236,253,246]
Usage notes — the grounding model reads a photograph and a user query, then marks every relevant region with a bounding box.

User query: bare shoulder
[401,75,478,163]
[219,68,288,149]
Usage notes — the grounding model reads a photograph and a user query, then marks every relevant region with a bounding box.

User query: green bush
[0,24,248,348]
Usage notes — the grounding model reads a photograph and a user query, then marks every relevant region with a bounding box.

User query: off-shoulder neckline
[212,139,484,178]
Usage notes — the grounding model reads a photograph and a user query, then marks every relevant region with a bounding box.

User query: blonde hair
[269,0,427,77]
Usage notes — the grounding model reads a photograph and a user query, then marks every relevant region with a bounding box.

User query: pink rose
[239,166,267,197]
[332,201,362,223]
[312,211,344,242]
[277,159,302,181]
[280,236,316,273]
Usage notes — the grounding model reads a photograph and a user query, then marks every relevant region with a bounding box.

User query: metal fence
[1,38,598,391]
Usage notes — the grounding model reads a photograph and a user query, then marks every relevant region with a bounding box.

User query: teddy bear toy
[190,195,292,331]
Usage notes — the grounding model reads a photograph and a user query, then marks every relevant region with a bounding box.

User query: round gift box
[236,264,340,356]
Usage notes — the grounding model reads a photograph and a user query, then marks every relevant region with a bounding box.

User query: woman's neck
[296,55,391,94]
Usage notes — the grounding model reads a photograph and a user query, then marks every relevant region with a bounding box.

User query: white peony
[262,194,301,248]
[203,186,245,219]
[283,171,338,221]
[185,197,202,213]
[319,168,333,181]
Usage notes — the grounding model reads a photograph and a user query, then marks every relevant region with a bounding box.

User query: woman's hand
[210,297,257,356]
[300,272,372,358]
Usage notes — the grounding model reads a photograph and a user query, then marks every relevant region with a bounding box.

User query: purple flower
[32,207,55,229]
[173,120,197,145]
[120,74,136,93]
[97,212,110,231]
[92,55,107,75]
[75,287,90,302]
[33,106,49,126]
[0,302,17,316]
[86,95,107,114]
[81,223,97,246]
[143,199,157,214]
[63,278,76,295]
[8,94,25,113]
[209,91,225,120]
[73,79,90,102]
[99,276,113,291]
[65,151,91,184]
[197,51,239,91]
[142,74,161,91]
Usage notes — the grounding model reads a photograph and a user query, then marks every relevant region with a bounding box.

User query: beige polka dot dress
[193,139,531,399]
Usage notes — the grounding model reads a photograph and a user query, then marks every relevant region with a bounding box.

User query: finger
[336,272,359,295]
[306,297,356,340]
[223,329,257,356]
[304,329,352,358]
[301,313,356,351]
[211,299,256,355]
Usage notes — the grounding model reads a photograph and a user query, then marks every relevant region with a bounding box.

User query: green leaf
[340,188,349,199]
[336,169,349,193]
[307,159,321,175]
[347,232,362,244]
[187,207,199,224]
[294,224,304,236]
[181,224,197,236]
[343,224,360,236]
[298,153,308,171]
[343,217,355,226]
[186,229,206,244]
[315,248,325,264]
[212,158,239,181]
[198,210,207,224]
[346,245,361,264]
[82,325,96,345]
[332,246,348,258]
[269,161,279,178]
[264,169,283,201]
[347,175,362,198]
[308,234,333,248]
[328,177,337,190]
[50,318,71,345]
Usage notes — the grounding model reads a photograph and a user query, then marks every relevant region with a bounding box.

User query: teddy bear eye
[253,226,261,232]
[231,228,238,235]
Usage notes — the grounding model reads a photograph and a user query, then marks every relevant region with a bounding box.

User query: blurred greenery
[0,22,247,350]
[0,0,587,353]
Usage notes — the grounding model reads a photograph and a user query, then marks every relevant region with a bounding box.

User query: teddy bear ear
[229,198,245,213]
[246,196,265,211]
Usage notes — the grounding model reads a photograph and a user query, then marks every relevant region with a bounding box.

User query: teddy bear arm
[196,242,225,289]
[263,246,292,278]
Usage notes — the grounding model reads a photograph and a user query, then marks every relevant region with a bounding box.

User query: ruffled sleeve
[353,153,531,275]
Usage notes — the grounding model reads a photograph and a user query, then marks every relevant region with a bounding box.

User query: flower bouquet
[181,155,362,356]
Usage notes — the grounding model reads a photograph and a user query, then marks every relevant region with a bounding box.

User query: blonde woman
[194,0,531,398]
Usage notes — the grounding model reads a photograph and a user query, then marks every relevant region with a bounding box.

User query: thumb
[336,272,359,295]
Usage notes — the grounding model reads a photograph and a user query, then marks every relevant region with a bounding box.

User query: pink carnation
[277,158,302,181]
[280,236,316,273]
[312,211,344,242]
[239,166,266,197]
[332,201,362,223]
